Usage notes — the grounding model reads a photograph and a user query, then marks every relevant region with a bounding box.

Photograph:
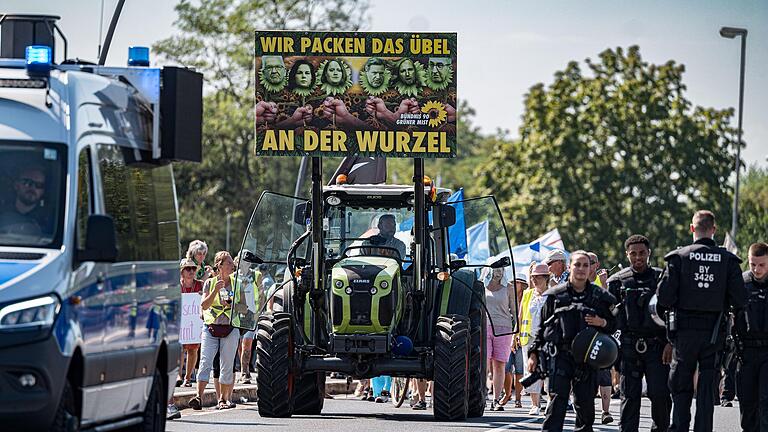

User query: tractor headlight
[0,295,60,330]
[345,287,353,295]
[334,280,344,288]
[380,280,389,289]
[370,287,378,295]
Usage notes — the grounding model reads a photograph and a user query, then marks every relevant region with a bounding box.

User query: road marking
[485,417,541,431]
[177,403,256,418]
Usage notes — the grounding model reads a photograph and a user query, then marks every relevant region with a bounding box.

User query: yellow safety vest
[203,275,236,325]
[519,288,535,346]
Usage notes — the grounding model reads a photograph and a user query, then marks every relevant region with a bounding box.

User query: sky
[3,0,766,167]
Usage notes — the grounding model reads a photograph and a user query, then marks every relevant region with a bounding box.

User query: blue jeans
[371,376,391,396]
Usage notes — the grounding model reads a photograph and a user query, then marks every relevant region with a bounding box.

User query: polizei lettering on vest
[689,252,721,262]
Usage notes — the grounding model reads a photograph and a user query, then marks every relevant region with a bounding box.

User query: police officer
[608,235,672,432]
[528,250,617,432]
[657,210,747,432]
[734,242,768,432]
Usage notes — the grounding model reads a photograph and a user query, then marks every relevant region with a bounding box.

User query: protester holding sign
[177,259,203,387]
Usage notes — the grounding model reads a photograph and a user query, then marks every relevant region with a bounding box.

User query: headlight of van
[0,295,60,330]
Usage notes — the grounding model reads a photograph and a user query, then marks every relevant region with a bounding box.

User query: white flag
[532,228,565,250]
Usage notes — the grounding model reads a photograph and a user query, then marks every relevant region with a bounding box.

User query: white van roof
[0,67,66,143]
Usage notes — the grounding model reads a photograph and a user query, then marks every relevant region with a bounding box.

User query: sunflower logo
[421,101,447,128]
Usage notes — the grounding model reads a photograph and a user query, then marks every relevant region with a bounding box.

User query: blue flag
[398,188,466,258]
[447,188,467,258]
[466,220,489,264]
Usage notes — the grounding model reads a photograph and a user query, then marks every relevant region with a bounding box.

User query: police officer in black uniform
[528,250,617,432]
[734,241,768,432]
[608,234,672,432]
[658,210,747,432]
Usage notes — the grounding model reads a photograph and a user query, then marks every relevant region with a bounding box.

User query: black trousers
[737,346,768,432]
[669,329,720,432]
[542,354,598,432]
[721,358,737,401]
[619,341,671,432]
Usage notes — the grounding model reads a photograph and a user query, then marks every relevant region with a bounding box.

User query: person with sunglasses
[0,166,50,235]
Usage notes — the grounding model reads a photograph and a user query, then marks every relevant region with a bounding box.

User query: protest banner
[255,31,457,158]
[179,293,203,344]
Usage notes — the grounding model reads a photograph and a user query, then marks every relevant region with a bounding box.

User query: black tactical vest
[609,266,663,335]
[542,283,612,349]
[665,242,731,312]
[735,271,768,340]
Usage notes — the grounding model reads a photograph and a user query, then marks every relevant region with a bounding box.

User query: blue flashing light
[25,45,52,77]
[128,46,150,67]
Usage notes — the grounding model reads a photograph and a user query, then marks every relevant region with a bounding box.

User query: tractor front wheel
[256,312,295,418]
[432,314,470,421]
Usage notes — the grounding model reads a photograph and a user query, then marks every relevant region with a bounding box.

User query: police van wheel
[433,314,470,421]
[257,312,295,417]
[292,372,326,415]
[466,309,487,418]
[136,369,165,432]
[51,380,79,432]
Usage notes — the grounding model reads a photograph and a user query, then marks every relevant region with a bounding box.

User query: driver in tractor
[367,214,407,260]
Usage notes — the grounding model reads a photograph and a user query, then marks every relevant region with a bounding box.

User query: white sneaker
[528,406,541,416]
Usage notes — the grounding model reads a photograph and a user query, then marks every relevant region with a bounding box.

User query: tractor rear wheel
[432,314,470,421]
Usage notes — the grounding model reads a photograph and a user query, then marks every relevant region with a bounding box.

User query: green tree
[154,0,369,254]
[478,46,740,265]
[737,165,768,252]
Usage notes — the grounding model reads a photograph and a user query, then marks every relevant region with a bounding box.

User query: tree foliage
[478,46,740,265]
[154,0,369,254]
[737,165,768,252]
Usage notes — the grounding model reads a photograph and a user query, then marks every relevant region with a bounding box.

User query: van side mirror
[433,204,456,229]
[77,215,118,262]
[294,202,310,225]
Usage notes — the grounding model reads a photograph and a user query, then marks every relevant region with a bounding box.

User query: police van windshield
[0,141,66,248]
[324,206,413,261]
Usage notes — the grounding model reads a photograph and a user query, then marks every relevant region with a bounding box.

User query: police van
[0,14,202,431]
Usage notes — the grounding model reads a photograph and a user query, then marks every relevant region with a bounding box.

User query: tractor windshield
[324,205,413,262]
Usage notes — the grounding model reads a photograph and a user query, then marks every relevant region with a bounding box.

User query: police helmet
[571,327,619,369]
[648,294,666,327]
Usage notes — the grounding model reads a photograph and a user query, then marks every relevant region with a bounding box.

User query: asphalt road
[167,395,743,431]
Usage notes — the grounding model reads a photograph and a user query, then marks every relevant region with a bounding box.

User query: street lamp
[719,26,747,241]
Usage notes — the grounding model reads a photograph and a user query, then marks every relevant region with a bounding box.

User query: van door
[89,143,138,420]
[72,146,110,423]
[95,143,179,415]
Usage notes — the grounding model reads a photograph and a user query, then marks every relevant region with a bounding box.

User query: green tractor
[234,160,515,421]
